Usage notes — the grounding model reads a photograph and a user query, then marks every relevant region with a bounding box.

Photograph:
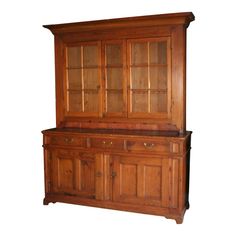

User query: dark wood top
[42,128,192,138]
[43,12,195,34]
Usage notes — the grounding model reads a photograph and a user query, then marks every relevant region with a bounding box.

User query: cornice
[43,12,195,35]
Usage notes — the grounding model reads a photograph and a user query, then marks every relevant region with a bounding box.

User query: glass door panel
[132,91,148,113]
[150,91,167,113]
[149,41,167,64]
[131,42,148,65]
[66,42,101,116]
[84,91,99,112]
[131,67,148,89]
[128,38,170,118]
[83,68,99,89]
[104,41,126,116]
[68,91,82,112]
[67,69,82,89]
[106,68,123,89]
[67,47,81,68]
[83,45,99,66]
[149,67,167,89]
[106,44,122,66]
[107,91,123,113]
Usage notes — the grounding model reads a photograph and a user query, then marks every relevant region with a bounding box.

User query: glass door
[103,40,127,117]
[66,42,102,117]
[128,38,171,118]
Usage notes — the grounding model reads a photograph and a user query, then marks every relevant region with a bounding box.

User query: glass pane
[84,92,99,112]
[106,91,123,112]
[150,67,167,89]
[149,41,167,64]
[131,42,148,65]
[67,46,81,68]
[132,91,148,112]
[131,67,148,89]
[150,92,167,112]
[106,44,122,66]
[83,45,98,67]
[68,91,82,112]
[106,68,123,90]
[83,68,99,89]
[67,69,82,89]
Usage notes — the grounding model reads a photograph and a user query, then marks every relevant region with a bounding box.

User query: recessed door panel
[52,149,107,199]
[112,155,169,207]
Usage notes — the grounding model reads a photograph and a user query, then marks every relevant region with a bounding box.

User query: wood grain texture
[42,12,194,223]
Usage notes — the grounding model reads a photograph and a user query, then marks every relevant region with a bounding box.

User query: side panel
[55,36,66,127]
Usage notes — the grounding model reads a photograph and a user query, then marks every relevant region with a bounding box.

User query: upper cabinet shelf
[44,12,194,133]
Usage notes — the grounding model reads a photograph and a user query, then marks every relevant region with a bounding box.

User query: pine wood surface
[42,12,194,224]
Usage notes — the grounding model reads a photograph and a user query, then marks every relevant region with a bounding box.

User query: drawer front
[127,140,169,153]
[127,139,180,154]
[90,138,124,151]
[47,135,87,147]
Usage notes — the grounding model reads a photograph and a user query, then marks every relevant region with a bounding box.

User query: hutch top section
[43,12,194,133]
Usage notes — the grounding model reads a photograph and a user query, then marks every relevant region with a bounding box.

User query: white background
[0,0,236,235]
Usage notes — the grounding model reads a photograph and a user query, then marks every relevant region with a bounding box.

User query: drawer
[46,135,87,147]
[90,138,124,150]
[127,139,179,154]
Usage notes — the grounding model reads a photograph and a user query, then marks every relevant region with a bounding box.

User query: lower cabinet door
[112,155,170,207]
[51,149,106,199]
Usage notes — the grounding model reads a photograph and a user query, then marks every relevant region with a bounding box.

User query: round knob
[102,140,113,146]
[64,137,74,143]
[143,142,155,148]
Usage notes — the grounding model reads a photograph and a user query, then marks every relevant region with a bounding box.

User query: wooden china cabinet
[42,12,194,224]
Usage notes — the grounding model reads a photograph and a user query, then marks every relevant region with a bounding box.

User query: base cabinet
[43,129,191,224]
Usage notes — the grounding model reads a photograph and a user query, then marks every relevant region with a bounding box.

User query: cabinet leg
[43,198,56,205]
[165,216,183,224]
[175,217,184,224]
[186,201,190,209]
[43,198,49,205]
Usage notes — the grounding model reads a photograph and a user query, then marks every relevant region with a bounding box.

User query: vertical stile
[147,42,151,113]
[81,45,85,112]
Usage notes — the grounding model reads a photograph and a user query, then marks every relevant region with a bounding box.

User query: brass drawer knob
[102,140,113,146]
[64,137,74,143]
[143,142,155,148]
